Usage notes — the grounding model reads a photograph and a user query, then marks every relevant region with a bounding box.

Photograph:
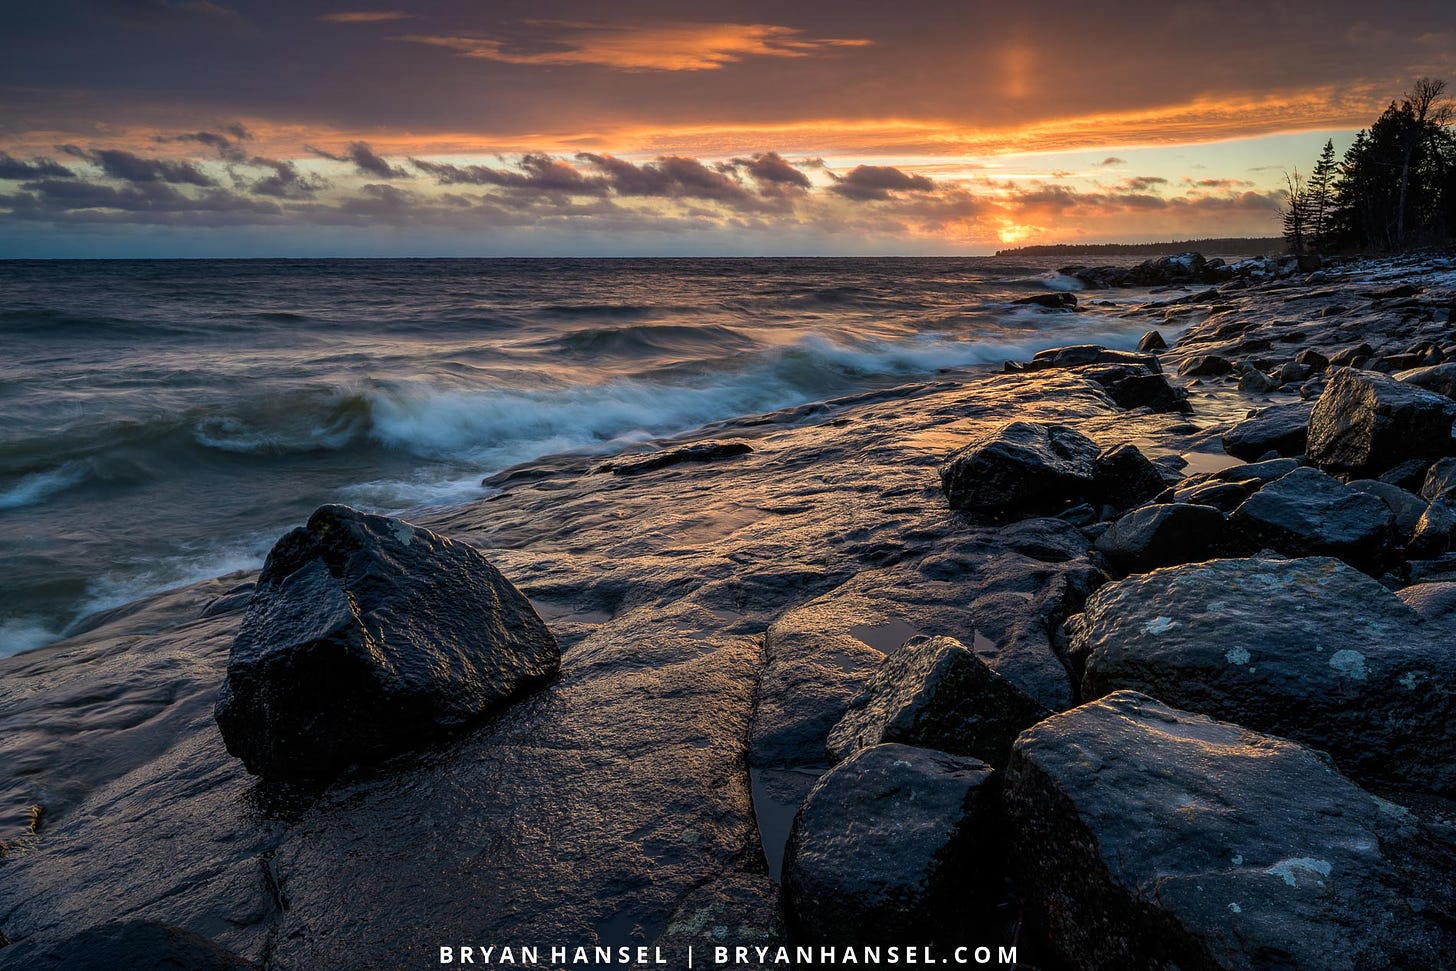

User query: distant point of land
[995,237,1283,258]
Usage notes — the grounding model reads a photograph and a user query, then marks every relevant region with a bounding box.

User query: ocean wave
[191,393,374,455]
[0,461,93,511]
[1039,272,1086,292]
[539,322,757,359]
[0,616,62,658]
[364,327,1145,467]
[0,324,1151,513]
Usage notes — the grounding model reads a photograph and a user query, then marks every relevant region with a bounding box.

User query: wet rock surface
[7,252,1456,965]
[0,920,259,970]
[939,420,1099,521]
[782,744,996,947]
[1095,502,1227,574]
[599,440,754,475]
[1228,466,1395,570]
[215,504,560,780]
[826,635,1048,768]
[1005,691,1456,971]
[1075,556,1456,794]
[1220,401,1312,460]
[1307,367,1456,476]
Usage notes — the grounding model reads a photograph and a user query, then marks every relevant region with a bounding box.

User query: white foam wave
[0,617,63,658]
[345,326,1149,508]
[0,461,91,511]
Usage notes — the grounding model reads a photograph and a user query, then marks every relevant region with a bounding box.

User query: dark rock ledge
[4,252,1456,970]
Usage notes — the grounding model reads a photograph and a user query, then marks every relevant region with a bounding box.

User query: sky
[1,0,1454,257]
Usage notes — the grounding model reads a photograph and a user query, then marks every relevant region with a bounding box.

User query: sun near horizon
[2,1,1453,257]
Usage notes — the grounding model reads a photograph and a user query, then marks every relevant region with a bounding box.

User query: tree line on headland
[995,238,1282,258]
[1284,78,1455,254]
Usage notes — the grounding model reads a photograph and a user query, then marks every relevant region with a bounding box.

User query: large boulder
[1072,556,1456,794]
[1421,456,1456,501]
[1395,361,1456,399]
[1090,442,1169,513]
[1306,367,1456,476]
[826,635,1049,768]
[782,744,997,947]
[1220,401,1314,460]
[939,421,1099,521]
[1004,691,1456,971]
[1095,502,1227,574]
[1346,479,1428,542]
[1228,467,1395,570]
[215,504,560,779]
[1410,499,1456,558]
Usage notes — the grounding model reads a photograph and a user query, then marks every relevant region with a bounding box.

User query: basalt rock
[1347,479,1428,542]
[825,636,1049,769]
[1420,457,1456,501]
[1220,402,1313,461]
[1137,330,1167,352]
[1228,467,1395,570]
[1090,443,1169,513]
[601,441,754,476]
[1177,354,1234,378]
[939,421,1099,522]
[215,504,560,780]
[1409,500,1456,559]
[1306,367,1456,477]
[1396,361,1456,400]
[1015,292,1077,310]
[1004,691,1456,971]
[1094,503,1227,574]
[782,744,997,948]
[1073,556,1456,795]
[0,921,259,970]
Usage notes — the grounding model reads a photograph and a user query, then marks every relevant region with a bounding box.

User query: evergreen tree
[1316,79,1454,251]
[1306,139,1338,250]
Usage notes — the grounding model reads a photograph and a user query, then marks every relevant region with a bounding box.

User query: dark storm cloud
[0,152,74,180]
[248,158,329,197]
[157,125,253,161]
[728,152,811,189]
[828,164,935,201]
[3,177,281,222]
[308,141,408,178]
[410,154,608,194]
[575,153,752,202]
[4,0,1455,161]
[60,146,217,186]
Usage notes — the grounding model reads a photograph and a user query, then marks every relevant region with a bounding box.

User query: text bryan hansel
[441,946,666,966]
[440,945,1020,966]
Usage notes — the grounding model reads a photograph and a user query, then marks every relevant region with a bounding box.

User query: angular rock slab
[826,635,1049,768]
[1307,367,1456,476]
[1004,691,1456,971]
[783,744,997,947]
[940,421,1099,522]
[1220,401,1313,461]
[1074,556,1456,795]
[1228,467,1395,570]
[216,504,559,779]
[1095,502,1227,574]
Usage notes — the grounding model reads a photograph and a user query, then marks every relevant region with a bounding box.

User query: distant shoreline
[996,237,1283,258]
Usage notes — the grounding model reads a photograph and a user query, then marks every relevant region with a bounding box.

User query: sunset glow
[3,1,1454,256]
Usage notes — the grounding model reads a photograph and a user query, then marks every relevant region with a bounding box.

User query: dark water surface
[0,257,1153,653]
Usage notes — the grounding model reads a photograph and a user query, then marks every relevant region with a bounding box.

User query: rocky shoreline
[3,251,1456,969]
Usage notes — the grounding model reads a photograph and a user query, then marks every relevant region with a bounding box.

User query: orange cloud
[398,22,872,72]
